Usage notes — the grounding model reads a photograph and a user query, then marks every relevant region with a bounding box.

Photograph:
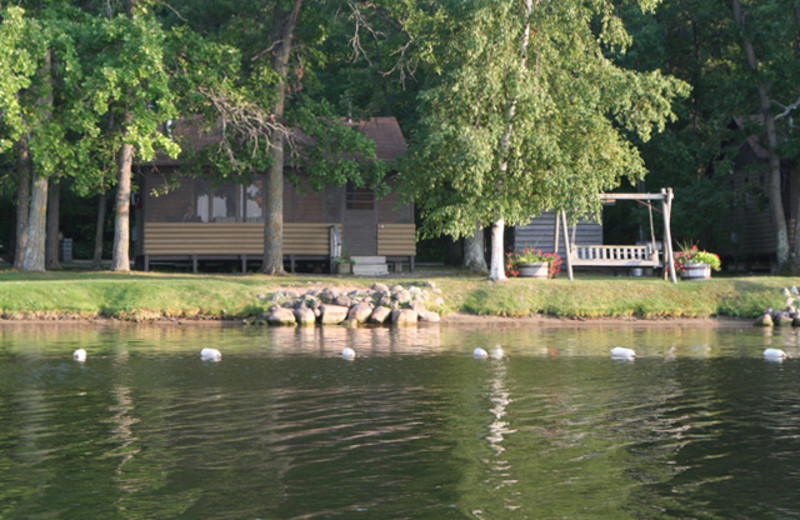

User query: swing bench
[556,189,677,283]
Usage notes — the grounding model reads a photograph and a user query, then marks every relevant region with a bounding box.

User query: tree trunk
[20,49,53,272]
[112,138,134,271]
[45,180,61,270]
[732,0,790,270]
[13,139,31,269]
[488,219,506,281]
[260,0,302,275]
[21,171,48,271]
[463,221,488,272]
[93,191,107,269]
[488,0,532,281]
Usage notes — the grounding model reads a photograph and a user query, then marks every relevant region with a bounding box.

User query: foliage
[674,243,722,272]
[504,248,562,279]
[333,255,355,265]
[397,0,687,280]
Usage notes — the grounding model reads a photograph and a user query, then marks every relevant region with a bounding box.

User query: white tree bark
[489,219,506,281]
[111,140,133,271]
[488,0,532,281]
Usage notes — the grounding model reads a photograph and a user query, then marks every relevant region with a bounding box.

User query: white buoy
[342,347,356,360]
[73,348,87,362]
[611,347,636,360]
[473,347,489,359]
[763,348,786,361]
[200,348,222,362]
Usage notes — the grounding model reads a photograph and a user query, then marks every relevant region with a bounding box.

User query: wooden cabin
[728,116,799,271]
[514,211,602,258]
[133,117,415,273]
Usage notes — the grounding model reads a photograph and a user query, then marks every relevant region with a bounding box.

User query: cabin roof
[142,116,405,167]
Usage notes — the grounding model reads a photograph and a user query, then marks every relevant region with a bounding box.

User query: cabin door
[343,183,377,255]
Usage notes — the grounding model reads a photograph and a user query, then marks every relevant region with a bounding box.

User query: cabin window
[244,180,264,221]
[346,182,374,210]
[146,175,265,223]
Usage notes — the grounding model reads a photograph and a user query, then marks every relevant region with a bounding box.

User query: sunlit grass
[0,269,795,321]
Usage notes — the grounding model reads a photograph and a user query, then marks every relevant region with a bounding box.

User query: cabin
[132,117,415,274]
[727,116,799,271]
[514,211,602,259]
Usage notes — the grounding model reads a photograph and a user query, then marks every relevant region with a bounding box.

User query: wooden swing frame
[555,188,677,283]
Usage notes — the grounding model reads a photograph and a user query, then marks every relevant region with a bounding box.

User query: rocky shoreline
[753,285,800,326]
[249,282,444,327]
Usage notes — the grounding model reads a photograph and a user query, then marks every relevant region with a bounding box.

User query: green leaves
[400,0,684,242]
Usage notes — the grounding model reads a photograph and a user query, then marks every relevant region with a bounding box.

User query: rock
[782,288,792,297]
[424,280,436,289]
[754,313,774,327]
[393,289,411,303]
[434,297,445,307]
[390,284,404,293]
[379,295,392,307]
[775,312,794,326]
[334,295,352,307]
[409,300,426,313]
[391,308,418,326]
[347,302,373,323]
[267,307,297,326]
[409,286,422,295]
[256,293,267,300]
[294,307,316,326]
[793,286,800,295]
[368,306,392,324]
[372,282,389,293]
[320,304,349,324]
[418,310,441,322]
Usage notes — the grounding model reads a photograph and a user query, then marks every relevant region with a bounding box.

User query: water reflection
[0,323,799,518]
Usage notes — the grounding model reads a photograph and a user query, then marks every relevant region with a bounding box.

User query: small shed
[134,117,415,273]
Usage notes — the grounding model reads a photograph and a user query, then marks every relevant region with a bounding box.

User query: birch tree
[401,0,687,280]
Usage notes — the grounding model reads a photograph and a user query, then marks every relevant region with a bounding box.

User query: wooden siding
[144,222,340,256]
[377,223,416,256]
[515,211,602,257]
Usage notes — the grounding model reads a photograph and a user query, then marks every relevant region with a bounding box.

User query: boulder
[320,304,349,324]
[754,313,774,327]
[409,300,426,313]
[371,282,389,293]
[294,307,316,326]
[334,295,352,307]
[418,310,441,323]
[391,309,418,326]
[267,307,297,326]
[368,306,392,324]
[347,302,373,323]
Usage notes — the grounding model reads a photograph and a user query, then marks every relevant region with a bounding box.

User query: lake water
[1,322,799,519]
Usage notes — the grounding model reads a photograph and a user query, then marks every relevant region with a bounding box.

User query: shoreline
[0,312,751,329]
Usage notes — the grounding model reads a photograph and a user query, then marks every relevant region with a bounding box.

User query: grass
[0,268,796,321]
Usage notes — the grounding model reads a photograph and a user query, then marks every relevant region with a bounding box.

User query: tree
[400,0,687,280]
[160,0,389,275]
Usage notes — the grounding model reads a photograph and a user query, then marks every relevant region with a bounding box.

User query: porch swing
[554,188,677,283]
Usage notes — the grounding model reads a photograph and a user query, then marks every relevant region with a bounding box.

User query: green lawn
[0,269,795,321]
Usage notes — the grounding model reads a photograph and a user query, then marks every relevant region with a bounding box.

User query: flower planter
[336,263,352,275]
[518,262,549,279]
[681,262,711,281]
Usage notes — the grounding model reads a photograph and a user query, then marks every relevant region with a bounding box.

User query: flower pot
[518,262,548,279]
[336,263,352,275]
[681,262,711,281]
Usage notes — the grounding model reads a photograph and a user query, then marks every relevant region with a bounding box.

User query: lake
[0,322,799,519]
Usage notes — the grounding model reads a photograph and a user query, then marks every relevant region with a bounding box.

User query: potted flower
[505,248,562,279]
[674,244,721,281]
[333,255,355,274]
